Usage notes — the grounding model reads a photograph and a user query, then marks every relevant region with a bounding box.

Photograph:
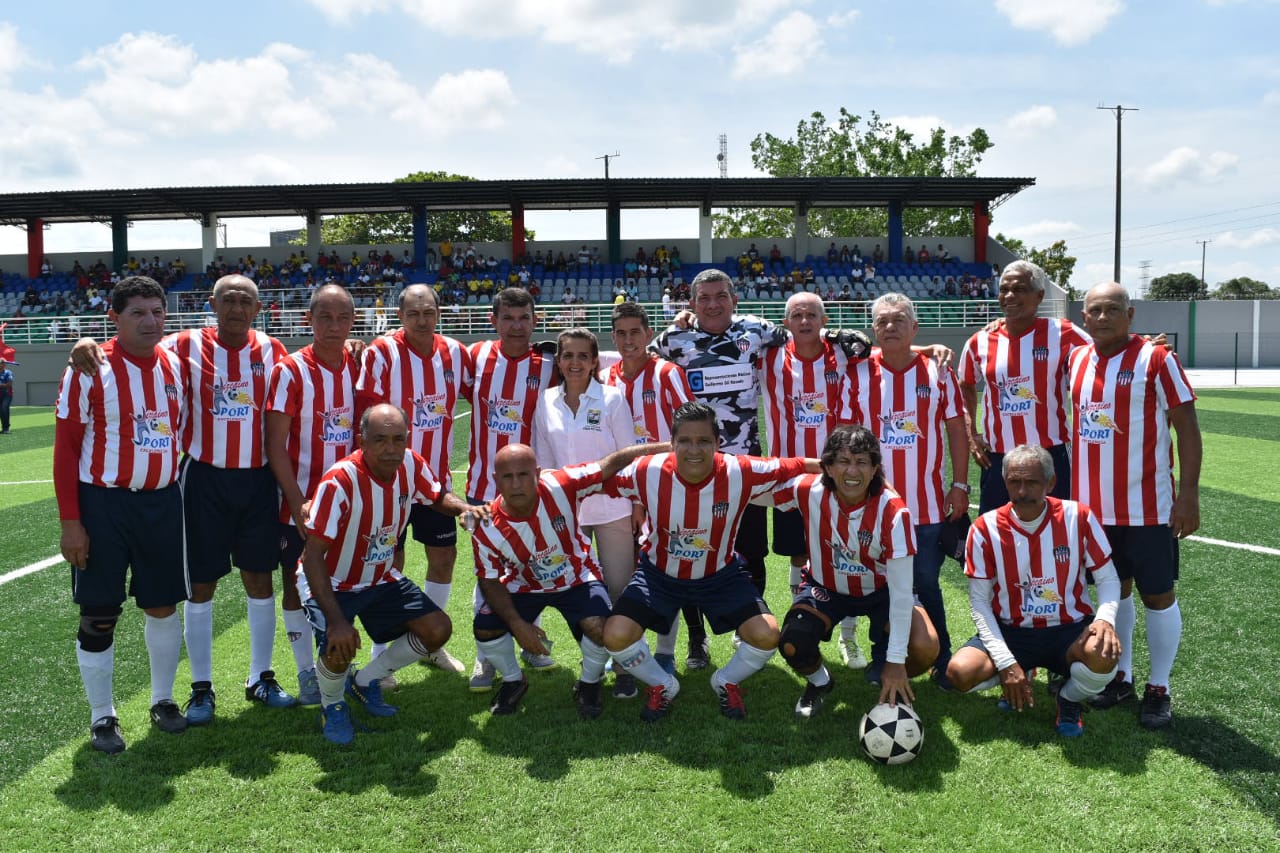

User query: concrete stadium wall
[1066,299,1279,368]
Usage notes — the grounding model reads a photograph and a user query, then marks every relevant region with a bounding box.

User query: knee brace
[779,608,824,671]
[78,604,123,653]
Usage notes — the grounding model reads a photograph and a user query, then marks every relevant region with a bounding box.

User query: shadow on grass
[53,673,480,814]
[1164,714,1280,825]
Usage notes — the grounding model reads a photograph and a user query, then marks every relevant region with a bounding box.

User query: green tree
[994,233,1079,298]
[1211,276,1274,300]
[1147,272,1208,301]
[294,171,529,246]
[713,109,993,239]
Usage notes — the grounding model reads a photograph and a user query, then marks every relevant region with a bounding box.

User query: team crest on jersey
[711,502,729,519]
[915,384,932,399]
[443,369,455,383]
[551,515,568,533]
[211,378,256,419]
[824,370,840,385]
[832,541,871,577]
[857,529,873,549]
[641,389,656,404]
[526,375,542,390]
[1017,576,1063,617]
[250,361,265,377]
[996,377,1039,415]
[412,393,447,431]
[1079,402,1123,445]
[1116,369,1135,386]
[530,548,570,583]
[362,526,397,565]
[1032,346,1050,362]
[164,383,179,401]
[1053,545,1071,563]
[130,411,174,451]
[320,408,354,445]
[791,391,828,428]
[736,337,751,354]
[878,411,923,448]
[586,408,602,428]
[666,526,711,559]
[398,494,409,507]
[484,397,525,435]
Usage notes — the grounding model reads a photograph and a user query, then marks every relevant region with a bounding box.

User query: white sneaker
[520,649,558,671]
[421,646,466,674]
[839,637,867,670]
[469,657,496,692]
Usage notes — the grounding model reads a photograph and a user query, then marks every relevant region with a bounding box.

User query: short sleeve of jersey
[356,340,389,398]
[743,455,808,499]
[305,473,350,543]
[546,462,605,504]
[939,365,963,420]
[55,366,91,424]
[1079,504,1113,572]
[957,334,980,386]
[1154,349,1196,411]
[602,458,644,500]
[768,474,806,512]
[470,525,507,582]
[266,360,299,417]
[881,497,918,561]
[964,516,995,580]
[410,450,444,505]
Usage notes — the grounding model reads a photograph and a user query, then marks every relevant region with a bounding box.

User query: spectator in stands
[852,245,862,263]
[670,246,682,270]
[737,251,751,278]
[41,257,53,278]
[825,285,838,302]
[578,245,591,269]
[768,244,783,270]
[873,245,884,264]
[635,247,647,264]
[838,284,853,301]
[23,285,41,308]
[864,261,876,281]
[591,246,602,266]
[555,251,568,271]
[851,264,865,286]
[839,245,851,264]
[803,266,816,286]
[903,246,915,265]
[662,288,674,321]
[562,286,576,305]
[918,246,930,263]
[938,244,951,263]
[827,243,840,263]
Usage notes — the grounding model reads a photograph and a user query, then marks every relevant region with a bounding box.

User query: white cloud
[0,22,32,82]
[1006,105,1058,134]
[826,9,861,27]
[1004,219,1083,244]
[883,114,958,140]
[1264,90,1280,107]
[187,153,303,185]
[1140,146,1240,186]
[994,0,1124,46]
[731,11,823,80]
[1216,228,1280,251]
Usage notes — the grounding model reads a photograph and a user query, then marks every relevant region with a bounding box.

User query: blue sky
[0,0,1276,294]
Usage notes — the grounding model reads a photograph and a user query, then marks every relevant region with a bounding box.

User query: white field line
[0,479,53,486]
[0,555,63,585]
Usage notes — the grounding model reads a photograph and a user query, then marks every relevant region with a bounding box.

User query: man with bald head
[356,283,472,674]
[1067,282,1201,728]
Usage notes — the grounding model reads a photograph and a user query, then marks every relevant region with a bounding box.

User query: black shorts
[474,580,611,643]
[303,575,440,650]
[613,555,769,636]
[1104,524,1179,596]
[978,443,1071,515]
[792,581,891,641]
[71,483,188,610]
[771,507,807,558]
[409,502,457,548]
[735,502,768,562]
[963,618,1091,678]
[278,523,305,575]
[180,458,279,581]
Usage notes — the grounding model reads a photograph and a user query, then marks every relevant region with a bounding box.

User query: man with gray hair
[945,443,1121,738]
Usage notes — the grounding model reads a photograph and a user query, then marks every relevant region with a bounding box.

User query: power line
[1070,211,1280,253]
[1066,200,1280,243]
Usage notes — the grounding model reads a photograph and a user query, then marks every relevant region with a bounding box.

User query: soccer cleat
[296,669,321,706]
[246,670,298,708]
[1088,675,1136,710]
[469,657,496,692]
[90,716,126,754]
[1139,683,1173,729]
[346,671,398,717]
[613,671,638,699]
[685,637,710,671]
[490,677,529,715]
[713,680,747,720]
[150,699,189,734]
[1055,695,1085,737]
[573,680,604,719]
[321,701,355,745]
[183,682,216,726]
[931,665,955,693]
[520,649,558,671]
[640,683,678,722]
[421,646,466,674]
[794,678,836,720]
[653,653,677,676]
[839,637,868,670]
[864,660,884,687]
[1046,673,1064,699]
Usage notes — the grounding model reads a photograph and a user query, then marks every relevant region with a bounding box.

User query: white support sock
[968,674,1001,693]
[283,607,315,675]
[77,642,116,725]
[357,634,429,685]
[1115,595,1136,684]
[246,595,277,684]
[714,640,776,686]
[613,639,676,690]
[370,641,388,661]
[145,612,182,706]
[424,581,451,611]
[183,600,214,684]
[579,637,610,683]
[315,659,347,707]
[654,619,679,657]
[477,635,523,683]
[839,617,858,642]
[806,664,831,687]
[789,562,806,588]
[1145,601,1182,689]
[1060,660,1116,703]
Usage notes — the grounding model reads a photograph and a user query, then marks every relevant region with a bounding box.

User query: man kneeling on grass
[300,404,482,745]
[944,444,1121,737]
[469,441,663,718]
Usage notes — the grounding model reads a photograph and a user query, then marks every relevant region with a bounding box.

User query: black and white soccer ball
[858,702,924,765]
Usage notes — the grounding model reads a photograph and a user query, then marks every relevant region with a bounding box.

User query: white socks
[714,639,775,686]
[145,612,182,706]
[1115,595,1136,683]
[654,619,679,657]
[1145,601,1182,689]
[316,659,347,707]
[477,635,523,683]
[1060,660,1116,703]
[613,639,676,691]
[246,595,276,683]
[357,633,429,685]
[77,643,115,724]
[424,581,451,611]
[840,617,858,642]
[283,607,314,675]
[807,664,831,687]
[183,600,214,684]
[579,637,610,684]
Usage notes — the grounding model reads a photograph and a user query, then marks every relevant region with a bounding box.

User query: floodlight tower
[717,134,728,178]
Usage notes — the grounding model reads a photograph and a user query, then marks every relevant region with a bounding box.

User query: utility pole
[1098,104,1138,284]
[595,152,621,180]
[1196,239,1211,297]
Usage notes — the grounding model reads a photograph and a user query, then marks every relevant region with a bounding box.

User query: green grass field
[1,392,1278,851]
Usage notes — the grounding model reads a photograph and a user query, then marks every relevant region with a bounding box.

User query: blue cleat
[653,653,677,676]
[346,670,398,717]
[1055,695,1085,737]
[321,701,355,745]
[183,682,216,726]
[296,668,321,706]
[246,670,298,708]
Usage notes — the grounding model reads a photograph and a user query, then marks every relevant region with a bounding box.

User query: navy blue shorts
[963,617,1090,677]
[770,507,807,558]
[409,502,458,548]
[180,458,279,580]
[612,555,770,636]
[474,580,611,643]
[303,575,439,651]
[792,579,891,641]
[71,483,188,610]
[278,523,304,575]
[979,443,1071,515]
[735,502,768,562]
[1104,524,1179,596]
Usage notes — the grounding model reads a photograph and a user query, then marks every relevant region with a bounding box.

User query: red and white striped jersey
[602,357,693,444]
[758,339,848,457]
[357,330,471,492]
[965,497,1112,629]
[463,341,557,502]
[56,339,186,490]
[606,453,807,579]
[162,327,288,468]
[266,345,359,524]
[1068,335,1196,526]
[305,449,444,592]
[838,351,964,525]
[766,475,916,596]
[471,464,605,594]
[958,318,1089,453]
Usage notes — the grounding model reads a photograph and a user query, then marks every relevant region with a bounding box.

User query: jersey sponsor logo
[211,378,257,420]
[997,377,1040,415]
[666,526,711,560]
[130,410,175,451]
[483,397,525,434]
[1079,401,1123,444]
[832,541,872,577]
[686,362,754,395]
[632,421,655,443]
[320,408,354,445]
[1032,346,1050,362]
[791,391,829,428]
[1017,576,1063,618]
[530,548,570,583]
[878,411,923,448]
[361,526,398,565]
[411,393,448,431]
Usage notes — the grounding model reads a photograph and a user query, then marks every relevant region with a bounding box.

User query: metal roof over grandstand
[0,176,1034,225]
